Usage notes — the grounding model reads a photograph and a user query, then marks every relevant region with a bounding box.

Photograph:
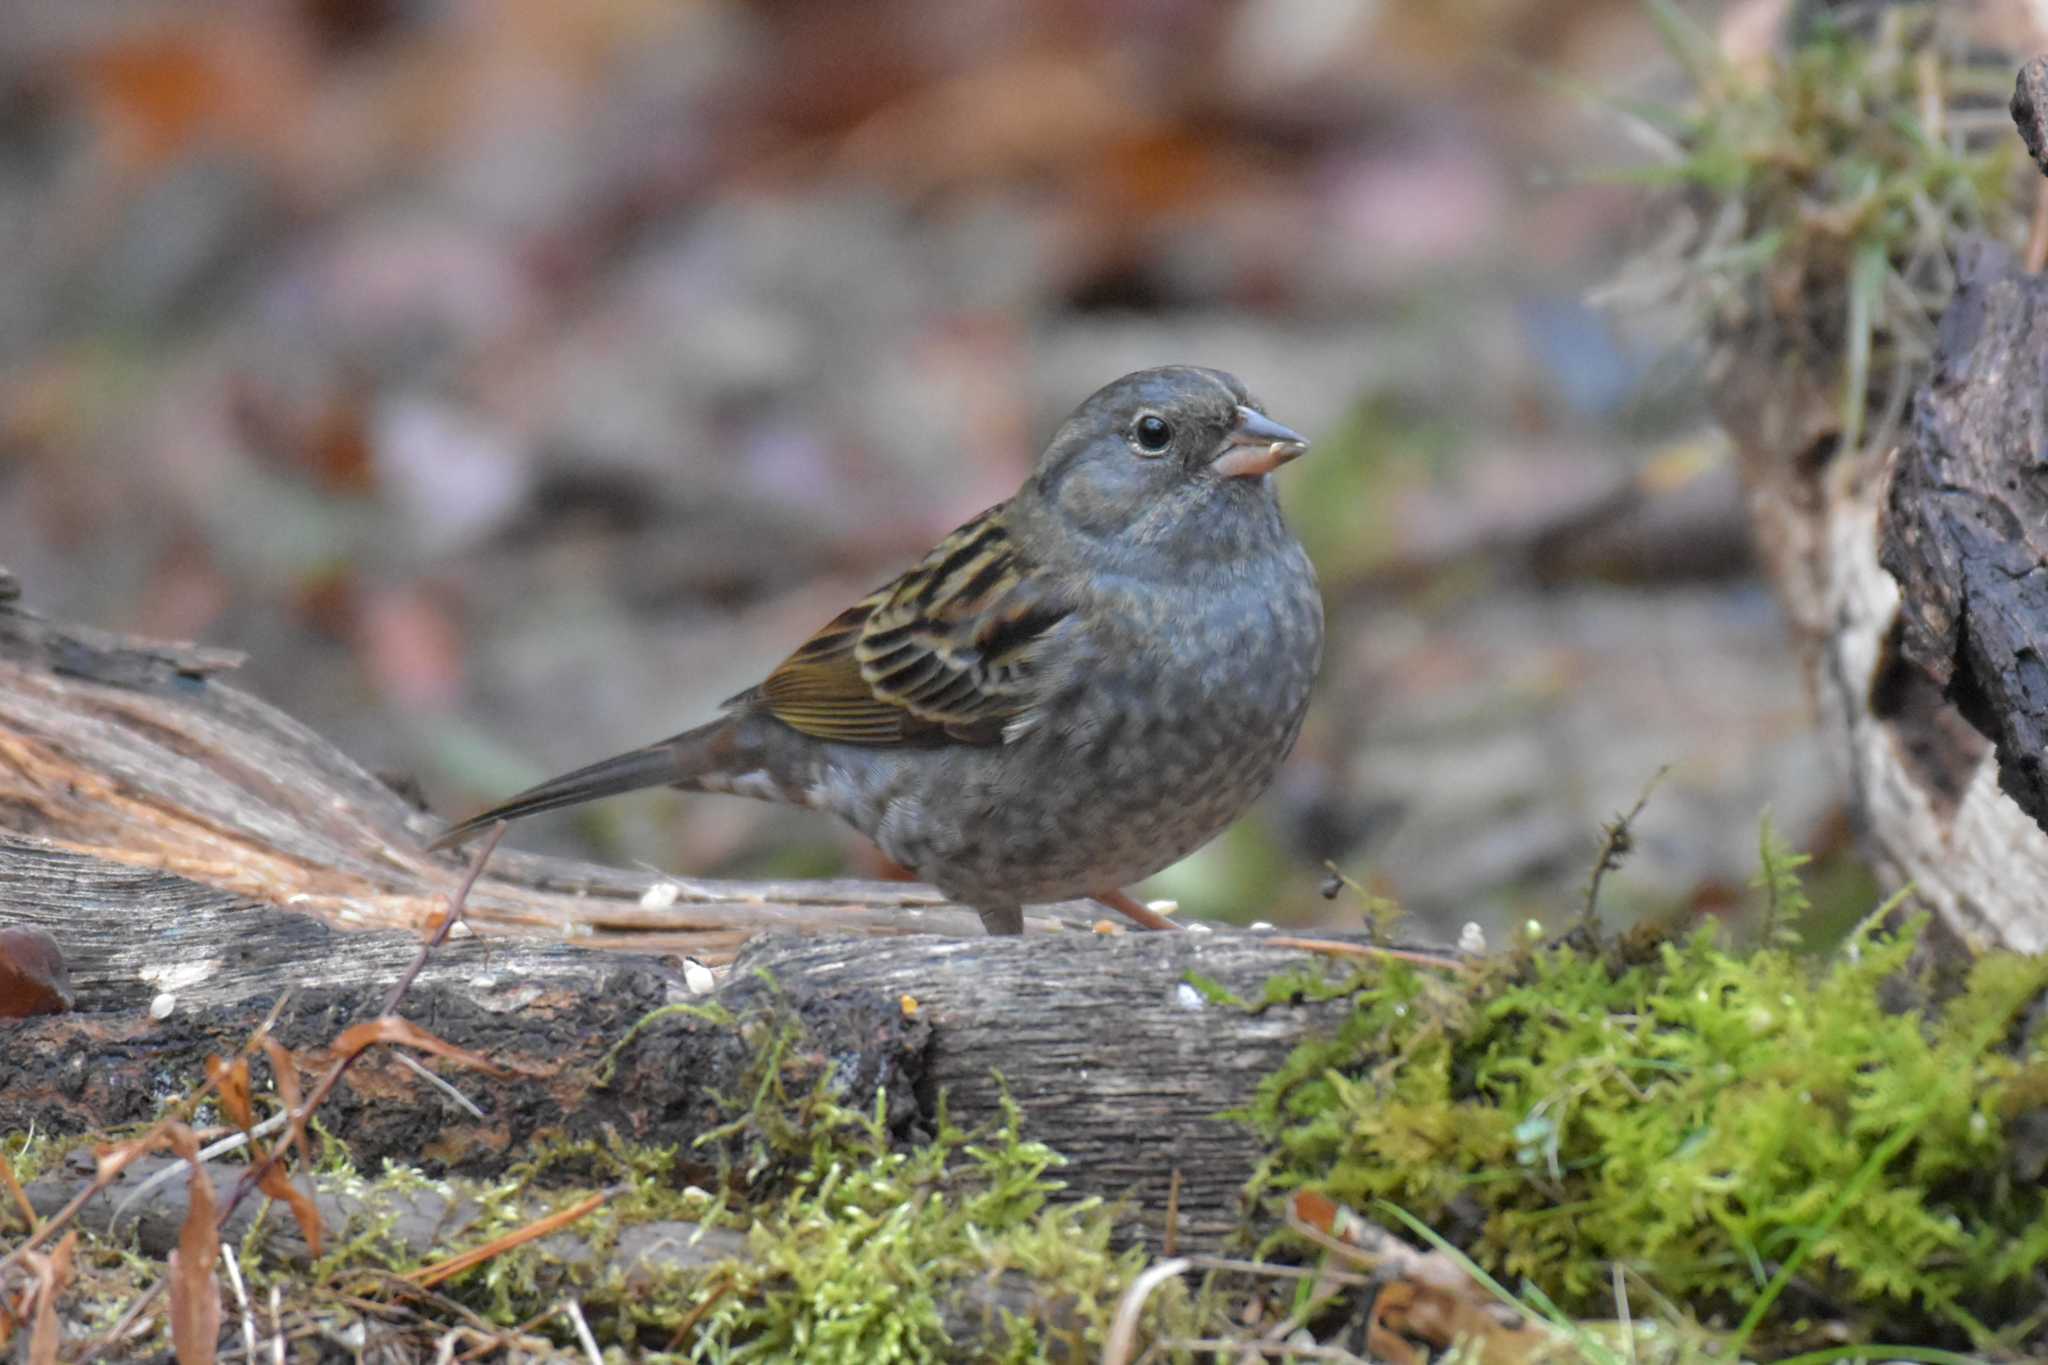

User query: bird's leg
[1090,889,1181,932]
[977,904,1026,936]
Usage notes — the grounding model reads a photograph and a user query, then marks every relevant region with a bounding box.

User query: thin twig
[222,1240,257,1364]
[218,825,504,1232]
[72,1280,166,1364]
[1581,764,1674,927]
[1262,938,1466,972]
[381,822,504,1016]
[454,1301,564,1363]
[562,1299,603,1365]
[112,1111,289,1233]
[392,1053,486,1119]
[662,1278,731,1354]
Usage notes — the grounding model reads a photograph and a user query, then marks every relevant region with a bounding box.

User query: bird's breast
[1041,554,1322,770]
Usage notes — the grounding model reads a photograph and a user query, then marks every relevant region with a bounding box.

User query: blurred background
[0,0,1845,942]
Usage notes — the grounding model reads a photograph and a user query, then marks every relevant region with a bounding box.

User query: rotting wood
[1878,238,2048,837]
[0,840,926,1196]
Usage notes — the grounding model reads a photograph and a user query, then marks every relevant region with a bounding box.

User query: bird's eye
[1133,415,1173,453]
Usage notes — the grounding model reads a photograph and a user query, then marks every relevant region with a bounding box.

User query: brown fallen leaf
[326,1016,506,1077]
[207,1056,254,1133]
[166,1125,222,1365]
[23,1230,77,1365]
[257,1036,324,1257]
[0,927,73,1018]
[1289,1191,1555,1365]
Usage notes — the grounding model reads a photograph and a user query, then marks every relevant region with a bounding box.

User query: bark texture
[0,838,1373,1244]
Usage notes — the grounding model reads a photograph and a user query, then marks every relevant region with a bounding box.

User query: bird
[428,365,1323,935]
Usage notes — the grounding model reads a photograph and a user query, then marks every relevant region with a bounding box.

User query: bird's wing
[742,509,1075,744]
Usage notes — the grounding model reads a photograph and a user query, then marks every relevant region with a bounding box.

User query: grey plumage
[430,366,1324,934]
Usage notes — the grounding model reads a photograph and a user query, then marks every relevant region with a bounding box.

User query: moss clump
[381,996,1161,1360]
[1242,910,2048,1351]
[680,1092,1156,1362]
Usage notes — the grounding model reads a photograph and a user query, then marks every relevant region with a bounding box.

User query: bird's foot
[976,905,1026,935]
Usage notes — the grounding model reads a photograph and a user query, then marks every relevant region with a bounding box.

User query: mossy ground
[1235,847,2048,1358]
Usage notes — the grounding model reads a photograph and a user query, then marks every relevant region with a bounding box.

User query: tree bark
[1879,239,2048,837]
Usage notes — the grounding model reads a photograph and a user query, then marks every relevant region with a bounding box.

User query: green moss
[328,996,1165,1360]
[1241,901,2048,1350]
[681,1091,1157,1362]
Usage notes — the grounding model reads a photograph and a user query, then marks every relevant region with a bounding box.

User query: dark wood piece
[2013,55,2048,177]
[1878,239,2048,837]
[1683,51,2048,954]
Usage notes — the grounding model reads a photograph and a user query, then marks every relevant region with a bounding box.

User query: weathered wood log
[0,562,1416,1243]
[0,834,1384,1244]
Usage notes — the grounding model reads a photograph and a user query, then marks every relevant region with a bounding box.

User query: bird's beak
[1211,406,1310,479]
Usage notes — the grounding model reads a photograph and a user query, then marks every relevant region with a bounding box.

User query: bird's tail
[425,718,740,852]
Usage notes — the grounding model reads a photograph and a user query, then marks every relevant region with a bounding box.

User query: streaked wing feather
[744,509,1074,745]
[745,598,913,742]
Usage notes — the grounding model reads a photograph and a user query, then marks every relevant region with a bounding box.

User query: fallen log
[0,832,1373,1244]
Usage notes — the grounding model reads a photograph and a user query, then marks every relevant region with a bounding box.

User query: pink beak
[1211,406,1309,479]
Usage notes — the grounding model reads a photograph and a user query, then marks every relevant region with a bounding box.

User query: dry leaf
[167,1125,222,1365]
[1288,1191,1554,1365]
[208,1056,254,1133]
[328,1016,506,1077]
[254,1162,323,1260]
[24,1230,77,1365]
[262,1036,308,1168]
[0,927,73,1018]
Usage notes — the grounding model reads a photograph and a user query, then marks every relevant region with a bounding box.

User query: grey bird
[429,366,1323,934]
